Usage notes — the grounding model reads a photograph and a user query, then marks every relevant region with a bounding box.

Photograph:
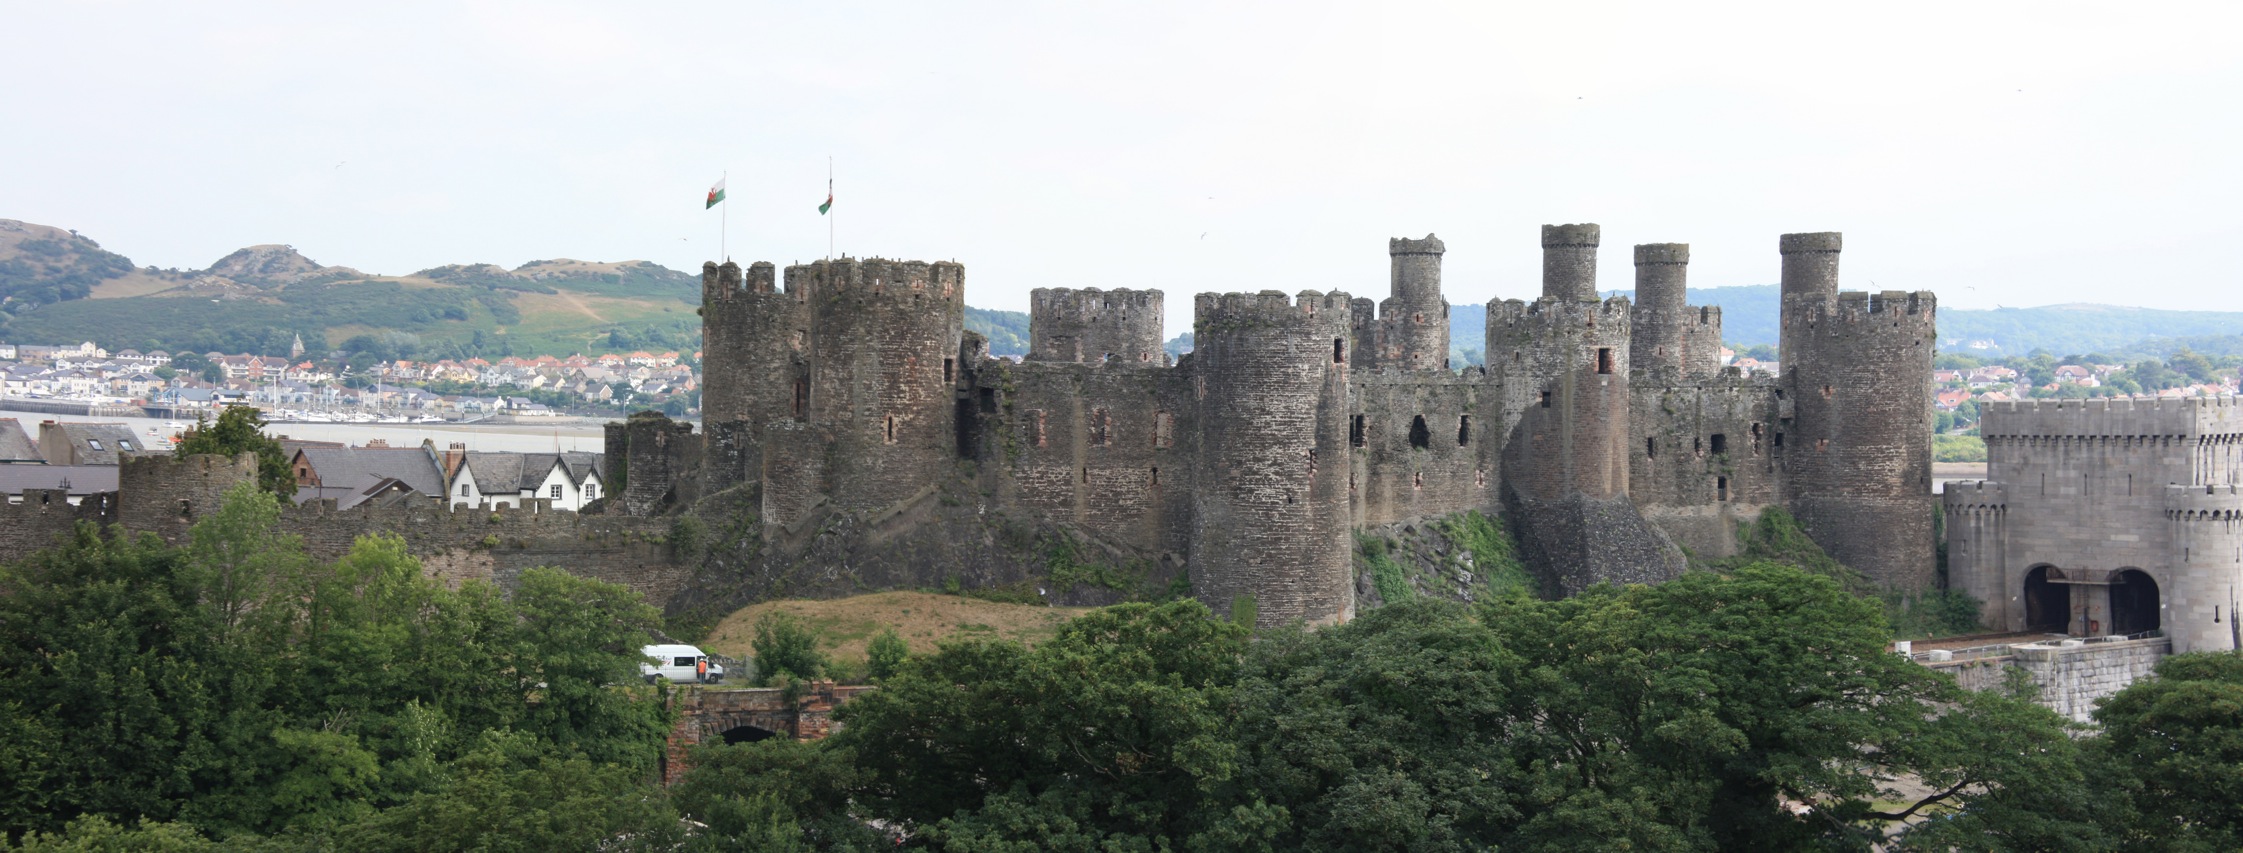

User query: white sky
[7,1,2241,338]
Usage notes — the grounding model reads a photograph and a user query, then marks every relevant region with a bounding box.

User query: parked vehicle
[640,644,725,684]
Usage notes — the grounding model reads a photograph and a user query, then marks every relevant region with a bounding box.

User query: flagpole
[827,156,834,263]
[720,169,728,263]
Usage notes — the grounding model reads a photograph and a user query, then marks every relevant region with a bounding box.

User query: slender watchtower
[1540,224,1601,302]
[1188,290,1355,628]
[699,260,802,491]
[1629,244,1691,377]
[1375,234,1449,370]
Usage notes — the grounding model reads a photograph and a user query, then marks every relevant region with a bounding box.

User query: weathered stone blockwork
[1945,396,2243,653]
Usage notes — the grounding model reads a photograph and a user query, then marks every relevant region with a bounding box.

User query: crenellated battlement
[1194,290,1355,333]
[1487,295,1634,327]
[1941,480,2010,510]
[787,257,966,307]
[2164,483,2243,517]
[703,261,785,300]
[1981,394,2243,438]
[1029,287,1166,364]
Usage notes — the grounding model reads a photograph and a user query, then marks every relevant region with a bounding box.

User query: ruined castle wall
[1027,288,1165,365]
[276,498,686,606]
[1373,235,1449,371]
[618,414,702,516]
[1628,371,1782,559]
[0,489,112,562]
[794,258,965,514]
[1486,297,1634,502]
[1188,290,1355,627]
[700,261,805,490]
[1347,368,1489,527]
[990,361,1181,553]
[1781,232,1937,588]
[117,452,260,543]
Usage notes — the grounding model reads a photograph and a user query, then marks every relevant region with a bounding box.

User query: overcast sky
[8,1,2241,336]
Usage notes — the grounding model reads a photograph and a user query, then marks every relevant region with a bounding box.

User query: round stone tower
[1376,234,1449,370]
[1187,289,1355,628]
[1629,243,1691,377]
[789,257,966,514]
[1028,287,1165,364]
[699,260,803,490]
[1540,224,1601,302]
[1778,232,1939,589]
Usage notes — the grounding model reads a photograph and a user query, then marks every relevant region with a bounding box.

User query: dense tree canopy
[2,497,2237,850]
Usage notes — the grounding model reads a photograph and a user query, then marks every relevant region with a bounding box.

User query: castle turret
[1778,231,1841,370]
[1540,224,1600,302]
[700,260,803,491]
[784,257,966,515]
[1028,288,1165,364]
[1373,235,1449,370]
[1630,243,1690,377]
[1779,232,1938,589]
[1488,225,1684,593]
[1188,290,1355,628]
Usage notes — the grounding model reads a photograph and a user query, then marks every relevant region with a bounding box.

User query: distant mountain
[0,219,700,361]
[966,306,1029,357]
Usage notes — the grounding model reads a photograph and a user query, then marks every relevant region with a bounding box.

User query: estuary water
[1,408,616,454]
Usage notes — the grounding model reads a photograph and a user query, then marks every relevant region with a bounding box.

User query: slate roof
[0,419,39,463]
[0,464,118,496]
[294,446,444,497]
[43,423,155,465]
[459,451,604,493]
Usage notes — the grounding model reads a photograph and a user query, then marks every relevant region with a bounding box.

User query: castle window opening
[1596,348,1614,375]
[1334,338,1346,364]
[1773,431,1784,449]
[792,379,807,417]
[1710,434,1727,455]
[1540,391,1551,408]
[1457,415,1471,447]
[1413,471,1424,489]
[1750,423,1764,452]
[1090,409,1111,446]
[1717,476,1729,502]
[1409,416,1431,450]
[1351,415,1367,448]
[1646,438,1656,459]
[1513,350,1522,364]
[1694,437,1703,456]
[1082,466,1089,484]
[884,416,898,445]
[1817,438,1829,452]
[1151,467,1159,487]
[1821,384,1833,399]
[943,358,954,383]
[980,387,997,413]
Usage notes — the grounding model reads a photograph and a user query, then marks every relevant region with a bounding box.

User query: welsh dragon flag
[819,183,832,215]
[705,178,726,209]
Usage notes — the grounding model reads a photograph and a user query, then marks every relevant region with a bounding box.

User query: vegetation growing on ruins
[173,406,295,497]
[1711,507,1985,640]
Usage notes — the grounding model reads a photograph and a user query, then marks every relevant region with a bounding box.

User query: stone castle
[1946,396,2243,655]
[640,224,1938,627]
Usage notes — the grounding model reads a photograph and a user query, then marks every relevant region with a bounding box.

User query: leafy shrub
[751,612,826,685]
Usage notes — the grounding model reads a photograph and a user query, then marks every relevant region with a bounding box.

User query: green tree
[864,628,909,682]
[174,406,294,497]
[671,739,882,851]
[751,611,827,685]
[833,600,1250,846]
[334,732,680,853]
[2091,652,2243,850]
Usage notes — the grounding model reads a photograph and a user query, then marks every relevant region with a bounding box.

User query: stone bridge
[662,680,876,783]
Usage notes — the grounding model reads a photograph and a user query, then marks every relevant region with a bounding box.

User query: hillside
[697,590,1089,672]
[0,220,701,360]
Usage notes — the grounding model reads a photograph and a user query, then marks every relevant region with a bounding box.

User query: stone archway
[2109,569,2160,636]
[2024,565,2070,633]
[719,724,780,745]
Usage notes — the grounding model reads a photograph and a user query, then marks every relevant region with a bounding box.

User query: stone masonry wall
[1630,372,1782,559]
[1782,240,1938,589]
[1027,288,1166,365]
[1347,368,1490,527]
[1188,290,1355,627]
[794,258,965,515]
[700,260,807,490]
[1373,235,1449,371]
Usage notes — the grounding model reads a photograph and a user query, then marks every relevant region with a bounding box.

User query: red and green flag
[819,182,832,215]
[705,178,726,209]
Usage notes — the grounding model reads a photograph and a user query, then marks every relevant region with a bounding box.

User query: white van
[640,644,726,684]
